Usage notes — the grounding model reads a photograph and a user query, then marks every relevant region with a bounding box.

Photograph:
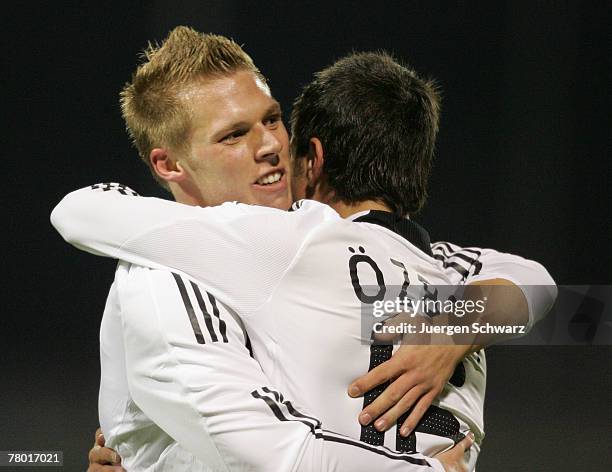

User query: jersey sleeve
[431,241,557,331]
[117,263,443,472]
[51,183,335,315]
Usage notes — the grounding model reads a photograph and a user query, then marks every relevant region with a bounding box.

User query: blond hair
[120,26,265,188]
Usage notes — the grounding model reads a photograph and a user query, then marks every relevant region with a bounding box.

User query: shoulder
[289,199,340,219]
[219,199,340,228]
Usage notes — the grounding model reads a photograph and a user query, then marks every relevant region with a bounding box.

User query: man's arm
[432,241,557,331]
[116,263,455,471]
[51,184,334,316]
[349,242,557,435]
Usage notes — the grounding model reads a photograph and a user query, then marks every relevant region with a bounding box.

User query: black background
[3,1,611,470]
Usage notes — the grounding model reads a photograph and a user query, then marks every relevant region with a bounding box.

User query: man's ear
[150,148,187,183]
[307,137,325,185]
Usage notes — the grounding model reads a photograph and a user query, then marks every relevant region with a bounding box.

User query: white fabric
[98,262,442,471]
[52,185,556,471]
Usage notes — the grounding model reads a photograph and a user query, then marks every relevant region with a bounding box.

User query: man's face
[180,70,292,209]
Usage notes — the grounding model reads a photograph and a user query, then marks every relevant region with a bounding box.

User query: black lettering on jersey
[390,258,411,299]
[348,246,386,304]
[418,275,440,316]
[449,361,466,388]
[360,344,393,446]
[347,248,391,446]
[396,405,465,453]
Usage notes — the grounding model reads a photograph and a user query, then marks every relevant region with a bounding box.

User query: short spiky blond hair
[120,26,265,188]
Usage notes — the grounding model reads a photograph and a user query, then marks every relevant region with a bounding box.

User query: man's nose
[260,154,279,166]
[255,126,282,164]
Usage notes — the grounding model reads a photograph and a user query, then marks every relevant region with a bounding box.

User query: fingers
[360,380,422,430]
[89,445,121,466]
[399,391,437,436]
[88,428,123,471]
[95,428,105,447]
[88,445,100,464]
[435,431,474,472]
[87,465,125,472]
[456,431,475,453]
[348,362,395,398]
[372,312,414,343]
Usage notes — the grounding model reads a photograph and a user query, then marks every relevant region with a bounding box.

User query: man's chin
[251,180,292,209]
[253,194,292,210]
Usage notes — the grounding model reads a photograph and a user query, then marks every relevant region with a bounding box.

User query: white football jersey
[52,184,556,471]
[99,263,445,471]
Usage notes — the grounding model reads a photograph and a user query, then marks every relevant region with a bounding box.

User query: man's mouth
[255,171,283,186]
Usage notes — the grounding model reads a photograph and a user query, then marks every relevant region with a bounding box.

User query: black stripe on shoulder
[245,332,255,358]
[172,273,205,344]
[288,200,304,212]
[207,292,228,343]
[434,242,482,258]
[190,282,219,342]
[433,253,470,278]
[433,243,483,276]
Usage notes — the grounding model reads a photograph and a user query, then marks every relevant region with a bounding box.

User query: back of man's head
[120,26,265,189]
[290,51,440,215]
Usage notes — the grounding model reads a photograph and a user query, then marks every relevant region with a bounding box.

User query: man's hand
[87,428,125,472]
[435,432,474,472]
[348,344,469,436]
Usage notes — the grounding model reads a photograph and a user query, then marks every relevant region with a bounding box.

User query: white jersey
[98,276,211,471]
[99,261,442,471]
[51,184,556,470]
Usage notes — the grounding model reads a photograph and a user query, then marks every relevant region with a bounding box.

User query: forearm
[450,278,530,354]
[463,256,557,331]
[50,184,193,261]
[434,242,557,349]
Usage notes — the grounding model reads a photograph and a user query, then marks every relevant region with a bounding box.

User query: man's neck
[170,184,202,207]
[307,183,396,218]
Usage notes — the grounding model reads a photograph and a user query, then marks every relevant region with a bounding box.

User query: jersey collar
[349,210,433,257]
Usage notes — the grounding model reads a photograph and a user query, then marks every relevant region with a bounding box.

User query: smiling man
[53,27,555,472]
[121,34,292,210]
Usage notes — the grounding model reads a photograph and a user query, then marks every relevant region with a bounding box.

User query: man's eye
[221,130,246,143]
[264,114,281,127]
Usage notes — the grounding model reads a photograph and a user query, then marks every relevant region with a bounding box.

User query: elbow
[50,194,91,250]
[529,259,557,288]
[528,259,558,307]
[523,260,558,329]
[50,199,75,244]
